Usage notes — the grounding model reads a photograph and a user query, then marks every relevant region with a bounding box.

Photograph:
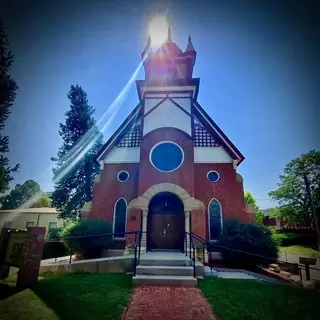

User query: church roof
[95,100,244,165]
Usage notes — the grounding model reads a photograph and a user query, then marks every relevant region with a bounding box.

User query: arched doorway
[147,192,185,251]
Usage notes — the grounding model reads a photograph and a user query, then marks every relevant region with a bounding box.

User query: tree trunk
[304,173,320,250]
[84,161,91,202]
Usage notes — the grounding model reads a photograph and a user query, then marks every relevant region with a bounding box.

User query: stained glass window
[150,142,184,172]
[113,198,127,238]
[209,199,222,240]
[207,171,220,183]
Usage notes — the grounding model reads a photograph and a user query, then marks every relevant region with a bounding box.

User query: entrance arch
[147,192,185,251]
[128,183,205,251]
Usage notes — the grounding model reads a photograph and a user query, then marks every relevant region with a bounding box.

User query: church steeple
[185,35,196,53]
[141,36,151,59]
[141,31,197,81]
[167,27,172,42]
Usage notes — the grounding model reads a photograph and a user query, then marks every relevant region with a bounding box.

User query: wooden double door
[147,212,185,251]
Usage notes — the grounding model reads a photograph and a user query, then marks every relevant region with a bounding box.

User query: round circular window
[150,141,184,172]
[207,171,220,183]
[117,171,129,182]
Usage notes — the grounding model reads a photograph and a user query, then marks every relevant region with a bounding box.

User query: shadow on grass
[32,273,133,320]
[0,283,19,300]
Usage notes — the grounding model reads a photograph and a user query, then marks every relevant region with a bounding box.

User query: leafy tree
[0,179,45,209]
[30,194,52,208]
[244,191,264,225]
[0,19,19,192]
[269,150,320,248]
[51,85,103,219]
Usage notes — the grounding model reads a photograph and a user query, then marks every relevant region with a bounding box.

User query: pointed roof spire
[143,36,151,52]
[185,35,196,52]
[168,27,172,42]
[141,36,151,58]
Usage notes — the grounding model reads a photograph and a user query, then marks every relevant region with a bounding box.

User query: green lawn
[0,273,132,320]
[199,278,320,320]
[280,245,320,257]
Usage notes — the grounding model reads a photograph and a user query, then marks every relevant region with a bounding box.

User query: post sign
[299,257,317,266]
[4,231,27,268]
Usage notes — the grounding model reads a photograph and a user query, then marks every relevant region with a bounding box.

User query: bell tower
[136,29,200,137]
[141,28,197,83]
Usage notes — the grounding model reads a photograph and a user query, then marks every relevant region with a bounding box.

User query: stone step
[136,265,194,276]
[132,275,197,287]
[139,252,191,267]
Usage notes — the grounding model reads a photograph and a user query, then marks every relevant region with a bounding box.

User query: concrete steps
[133,251,203,287]
[136,265,194,276]
[139,251,192,266]
[132,275,197,287]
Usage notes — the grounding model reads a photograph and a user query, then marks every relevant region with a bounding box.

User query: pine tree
[0,19,19,193]
[51,85,103,219]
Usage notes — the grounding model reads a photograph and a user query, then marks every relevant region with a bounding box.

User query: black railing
[184,232,196,278]
[44,230,142,271]
[185,232,221,272]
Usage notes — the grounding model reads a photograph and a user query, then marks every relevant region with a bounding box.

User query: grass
[0,273,132,320]
[280,245,320,257]
[199,278,320,320]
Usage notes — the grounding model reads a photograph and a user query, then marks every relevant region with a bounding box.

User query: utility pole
[303,172,320,250]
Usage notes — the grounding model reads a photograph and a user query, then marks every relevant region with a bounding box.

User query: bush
[42,227,68,260]
[272,232,317,247]
[42,241,68,260]
[218,219,279,270]
[60,219,113,259]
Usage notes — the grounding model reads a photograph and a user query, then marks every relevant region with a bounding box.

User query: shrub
[42,228,68,259]
[272,232,317,247]
[60,219,113,259]
[42,241,68,260]
[42,227,68,260]
[217,219,279,270]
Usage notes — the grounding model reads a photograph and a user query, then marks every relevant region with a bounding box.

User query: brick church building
[84,31,254,250]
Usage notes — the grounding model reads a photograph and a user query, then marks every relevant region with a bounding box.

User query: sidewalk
[122,286,216,320]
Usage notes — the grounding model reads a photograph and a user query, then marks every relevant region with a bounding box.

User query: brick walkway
[122,286,216,320]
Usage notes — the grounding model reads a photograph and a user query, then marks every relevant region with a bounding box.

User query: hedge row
[272,232,317,247]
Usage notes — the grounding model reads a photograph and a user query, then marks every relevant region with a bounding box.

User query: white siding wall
[104,147,140,163]
[143,98,192,136]
[144,98,164,113]
[171,98,191,112]
[194,147,233,163]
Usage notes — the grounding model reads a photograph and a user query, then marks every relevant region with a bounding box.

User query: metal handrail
[184,232,196,278]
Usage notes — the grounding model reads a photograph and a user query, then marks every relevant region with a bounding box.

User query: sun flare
[148,15,169,48]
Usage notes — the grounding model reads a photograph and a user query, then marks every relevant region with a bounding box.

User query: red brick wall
[90,163,139,225]
[138,128,195,196]
[126,208,142,245]
[90,134,248,247]
[194,163,247,239]
[191,208,206,239]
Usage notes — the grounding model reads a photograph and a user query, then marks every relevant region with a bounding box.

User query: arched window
[208,199,222,240]
[113,198,127,239]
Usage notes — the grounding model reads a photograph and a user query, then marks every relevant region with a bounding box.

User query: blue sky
[2,0,319,209]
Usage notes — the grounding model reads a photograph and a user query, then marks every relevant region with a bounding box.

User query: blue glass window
[117,171,129,182]
[113,198,127,238]
[209,199,222,240]
[207,171,220,183]
[150,142,184,172]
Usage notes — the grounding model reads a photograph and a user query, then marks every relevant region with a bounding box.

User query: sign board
[4,231,27,268]
[299,257,317,265]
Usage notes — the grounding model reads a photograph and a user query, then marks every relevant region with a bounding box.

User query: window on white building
[25,221,35,228]
[48,222,57,231]
[3,221,12,228]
